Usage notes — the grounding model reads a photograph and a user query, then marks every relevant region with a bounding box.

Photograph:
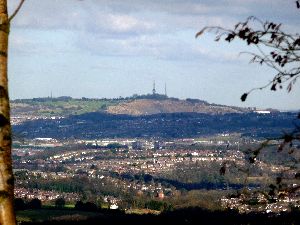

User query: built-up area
[12,135,300,213]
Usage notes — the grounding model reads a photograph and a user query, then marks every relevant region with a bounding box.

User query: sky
[7,0,300,110]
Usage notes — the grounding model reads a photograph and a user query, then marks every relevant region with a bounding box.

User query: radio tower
[152,81,156,95]
[164,83,167,96]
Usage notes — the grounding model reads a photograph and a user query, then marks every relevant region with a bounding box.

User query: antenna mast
[152,81,156,95]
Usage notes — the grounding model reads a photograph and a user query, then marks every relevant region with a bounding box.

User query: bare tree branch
[196,15,300,101]
[8,0,25,22]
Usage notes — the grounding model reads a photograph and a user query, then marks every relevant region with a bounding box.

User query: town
[12,135,300,213]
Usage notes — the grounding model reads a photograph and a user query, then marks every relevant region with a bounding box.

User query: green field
[11,98,122,117]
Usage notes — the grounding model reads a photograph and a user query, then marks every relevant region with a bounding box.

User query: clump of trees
[75,201,98,211]
[14,198,41,211]
[55,198,66,209]
[14,197,104,212]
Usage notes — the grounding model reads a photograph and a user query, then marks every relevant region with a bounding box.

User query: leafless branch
[8,0,25,22]
[196,15,300,101]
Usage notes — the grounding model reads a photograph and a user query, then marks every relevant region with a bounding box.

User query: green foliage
[129,93,171,100]
[170,190,225,211]
[145,200,171,211]
[14,170,29,180]
[28,198,42,209]
[55,198,66,209]
[106,143,127,149]
[22,176,125,200]
[14,198,26,211]
[164,162,229,184]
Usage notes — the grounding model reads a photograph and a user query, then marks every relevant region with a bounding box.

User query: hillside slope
[10,96,251,118]
[106,99,248,115]
[13,112,295,139]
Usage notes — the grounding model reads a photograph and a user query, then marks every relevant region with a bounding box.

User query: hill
[11,97,120,118]
[13,111,295,139]
[11,95,251,118]
[106,98,248,115]
[12,95,288,140]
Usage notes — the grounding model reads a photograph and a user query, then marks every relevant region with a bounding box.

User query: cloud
[8,1,150,31]
[8,0,292,31]
[8,0,297,38]
[8,0,298,63]
[106,14,154,32]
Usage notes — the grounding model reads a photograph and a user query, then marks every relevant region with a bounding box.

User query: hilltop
[106,98,248,115]
[11,94,251,118]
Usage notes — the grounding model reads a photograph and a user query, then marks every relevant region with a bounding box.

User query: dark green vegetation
[13,111,296,139]
[14,195,300,224]
[16,209,99,223]
[16,207,300,225]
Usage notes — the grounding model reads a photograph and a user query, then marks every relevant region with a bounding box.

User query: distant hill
[106,98,249,115]
[11,95,251,117]
[11,96,291,140]
[13,111,296,139]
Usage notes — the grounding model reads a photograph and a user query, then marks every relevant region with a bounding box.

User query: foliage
[21,176,125,201]
[27,199,42,210]
[16,209,99,223]
[75,201,84,210]
[129,93,171,100]
[106,142,127,149]
[14,198,26,211]
[169,190,225,211]
[74,201,98,212]
[13,112,296,139]
[55,198,66,209]
[145,200,171,211]
[16,207,300,225]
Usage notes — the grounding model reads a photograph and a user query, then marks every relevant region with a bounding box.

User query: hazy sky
[7,0,300,110]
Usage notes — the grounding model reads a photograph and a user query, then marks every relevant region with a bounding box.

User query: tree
[28,198,42,209]
[55,198,66,209]
[196,1,300,201]
[13,198,25,211]
[75,200,84,210]
[83,202,98,212]
[0,1,25,224]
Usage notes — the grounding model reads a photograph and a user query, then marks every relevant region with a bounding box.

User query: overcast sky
[7,0,300,110]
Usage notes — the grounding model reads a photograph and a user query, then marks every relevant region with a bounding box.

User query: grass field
[125,208,160,215]
[11,98,122,117]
